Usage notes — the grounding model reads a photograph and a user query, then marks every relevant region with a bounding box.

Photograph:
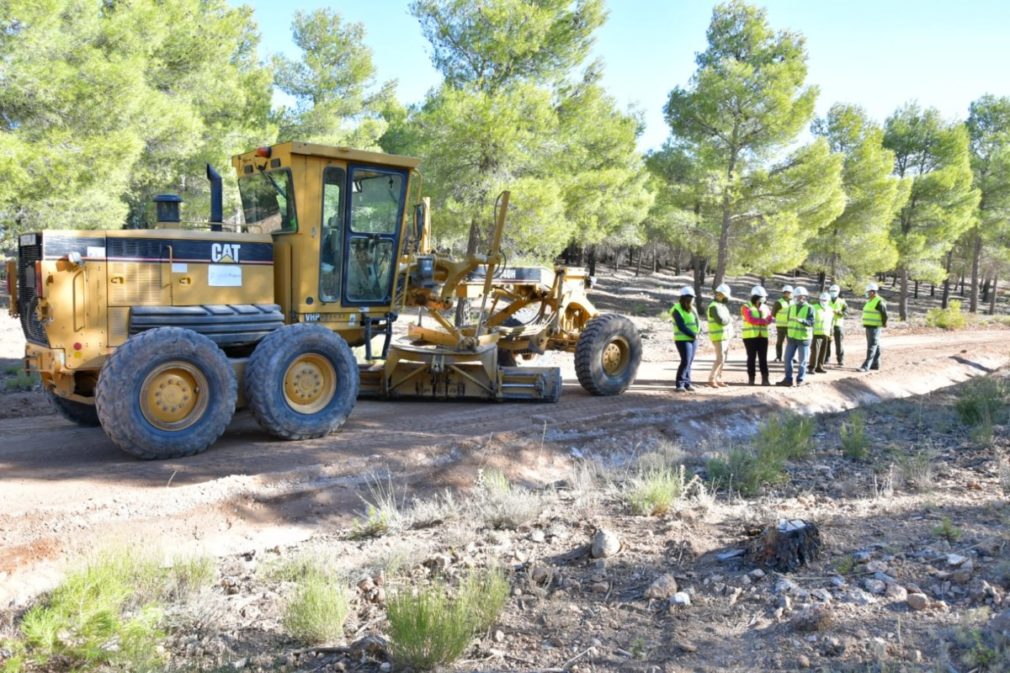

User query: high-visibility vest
[788,303,814,341]
[707,302,733,342]
[741,303,771,339]
[813,303,834,336]
[670,304,699,342]
[829,297,847,328]
[863,295,885,327]
[775,297,791,327]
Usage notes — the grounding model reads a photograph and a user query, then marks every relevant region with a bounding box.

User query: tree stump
[748,519,822,572]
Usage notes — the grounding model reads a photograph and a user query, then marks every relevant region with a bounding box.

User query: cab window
[238,170,297,233]
[319,166,346,302]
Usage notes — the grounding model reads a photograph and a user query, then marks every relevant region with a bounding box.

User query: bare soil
[2,269,1009,672]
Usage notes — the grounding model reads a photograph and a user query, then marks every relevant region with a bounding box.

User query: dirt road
[1,317,1006,606]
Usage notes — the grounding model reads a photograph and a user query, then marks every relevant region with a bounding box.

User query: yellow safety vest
[775,297,791,327]
[863,295,885,327]
[788,303,814,341]
[741,303,770,339]
[813,303,834,336]
[829,297,847,327]
[707,302,733,342]
[670,304,700,342]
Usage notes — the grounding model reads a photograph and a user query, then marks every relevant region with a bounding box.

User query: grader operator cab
[7,142,641,460]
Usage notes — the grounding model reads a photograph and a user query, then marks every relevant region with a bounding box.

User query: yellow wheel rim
[140,361,209,431]
[601,337,630,376]
[283,353,336,414]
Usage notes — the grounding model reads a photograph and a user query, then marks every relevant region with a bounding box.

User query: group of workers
[668,282,888,391]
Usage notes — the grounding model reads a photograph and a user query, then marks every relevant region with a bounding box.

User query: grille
[17,239,49,345]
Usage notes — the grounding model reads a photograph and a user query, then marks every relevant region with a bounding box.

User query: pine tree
[883,103,980,320]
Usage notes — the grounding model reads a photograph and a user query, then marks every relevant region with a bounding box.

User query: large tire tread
[574,313,642,396]
[45,388,100,427]
[244,324,358,440]
[95,327,236,460]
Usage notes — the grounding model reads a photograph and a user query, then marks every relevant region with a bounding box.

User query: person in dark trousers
[808,292,834,374]
[741,285,774,386]
[859,282,888,372]
[771,285,793,362]
[777,286,814,387]
[825,283,847,366]
[669,286,700,392]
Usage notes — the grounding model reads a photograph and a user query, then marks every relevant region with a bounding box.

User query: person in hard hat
[859,282,888,372]
[808,292,834,374]
[741,285,774,386]
[777,286,814,387]
[669,286,700,392]
[771,285,793,362]
[824,284,848,366]
[706,283,734,388]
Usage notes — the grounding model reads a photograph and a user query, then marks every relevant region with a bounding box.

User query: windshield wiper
[257,166,288,201]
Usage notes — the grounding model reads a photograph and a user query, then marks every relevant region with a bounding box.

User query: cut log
[748,519,822,572]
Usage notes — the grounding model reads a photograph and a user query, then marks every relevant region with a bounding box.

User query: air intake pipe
[206,163,223,232]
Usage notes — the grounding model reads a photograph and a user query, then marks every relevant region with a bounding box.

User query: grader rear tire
[244,324,358,440]
[95,327,237,460]
[44,388,100,427]
[574,313,641,396]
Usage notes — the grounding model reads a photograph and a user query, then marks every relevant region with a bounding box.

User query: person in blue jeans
[669,286,700,392]
[777,286,815,387]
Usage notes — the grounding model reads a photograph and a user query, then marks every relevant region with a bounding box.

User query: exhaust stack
[206,164,223,232]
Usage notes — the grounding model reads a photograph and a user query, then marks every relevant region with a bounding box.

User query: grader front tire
[244,324,358,440]
[95,327,237,460]
[574,313,641,396]
[44,388,100,427]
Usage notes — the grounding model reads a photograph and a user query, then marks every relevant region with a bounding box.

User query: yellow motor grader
[6,142,641,459]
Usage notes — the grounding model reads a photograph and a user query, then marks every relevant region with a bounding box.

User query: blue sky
[240,0,1010,150]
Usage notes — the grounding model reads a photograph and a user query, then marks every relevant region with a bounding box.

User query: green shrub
[351,474,406,539]
[387,567,508,670]
[756,413,814,460]
[933,516,962,542]
[926,299,968,330]
[956,377,1010,426]
[627,466,685,516]
[476,468,542,530]
[4,371,37,392]
[283,572,350,645]
[707,445,787,497]
[839,412,869,460]
[10,550,168,672]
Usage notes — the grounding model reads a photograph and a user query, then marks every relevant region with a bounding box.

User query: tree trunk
[714,201,731,288]
[817,271,826,293]
[455,216,482,326]
[981,275,991,303]
[959,273,965,296]
[969,228,982,313]
[612,247,620,272]
[914,279,919,299]
[930,284,935,298]
[587,246,597,277]
[941,250,953,310]
[692,255,708,307]
[989,275,999,315]
[899,266,909,322]
[635,246,643,277]
[653,244,660,273]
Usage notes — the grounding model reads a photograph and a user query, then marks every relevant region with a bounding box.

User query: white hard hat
[866,282,879,292]
[829,284,840,294]
[679,286,696,297]
[715,283,732,298]
[794,286,809,297]
[819,292,831,301]
[782,285,794,294]
[751,285,768,298]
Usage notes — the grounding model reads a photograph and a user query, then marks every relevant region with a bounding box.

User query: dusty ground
[2,270,1009,672]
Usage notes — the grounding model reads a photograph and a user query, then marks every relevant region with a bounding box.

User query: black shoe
[761,377,771,386]
[815,368,827,374]
[775,379,793,387]
[674,385,686,393]
[796,379,807,386]
[807,369,817,375]
[684,384,695,392]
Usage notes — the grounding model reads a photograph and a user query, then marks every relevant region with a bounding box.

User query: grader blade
[358,341,561,402]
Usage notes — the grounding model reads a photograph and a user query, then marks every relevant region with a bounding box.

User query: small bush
[956,377,1009,426]
[4,371,37,392]
[839,412,869,460]
[896,448,936,491]
[475,469,542,530]
[351,474,406,539]
[627,466,685,516]
[9,549,168,672]
[387,567,508,671]
[926,300,968,330]
[707,445,787,497]
[933,516,962,542]
[283,572,350,645]
[756,413,814,460]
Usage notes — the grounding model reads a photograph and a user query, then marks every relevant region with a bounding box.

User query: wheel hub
[140,362,209,431]
[283,353,337,414]
[601,338,630,376]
